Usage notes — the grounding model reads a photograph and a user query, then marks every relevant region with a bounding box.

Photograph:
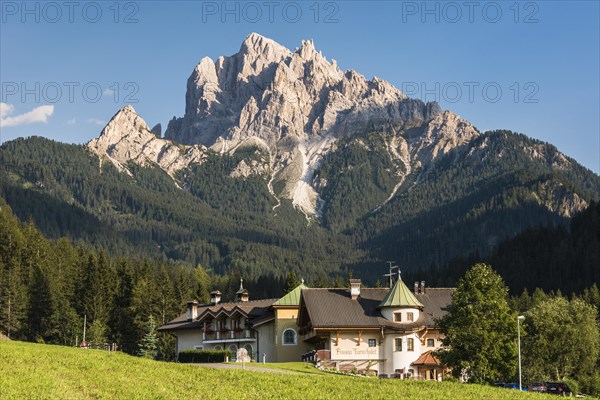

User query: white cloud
[103,88,114,97]
[66,118,77,125]
[0,103,55,128]
[87,118,105,126]
[0,103,15,119]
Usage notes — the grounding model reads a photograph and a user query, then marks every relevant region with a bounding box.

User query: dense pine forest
[1,133,599,285]
[0,198,308,358]
[430,201,600,294]
[0,137,355,283]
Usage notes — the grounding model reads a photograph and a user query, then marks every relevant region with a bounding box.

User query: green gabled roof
[378,278,423,309]
[273,283,308,307]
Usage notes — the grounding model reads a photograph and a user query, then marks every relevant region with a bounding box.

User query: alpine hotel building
[158,278,454,379]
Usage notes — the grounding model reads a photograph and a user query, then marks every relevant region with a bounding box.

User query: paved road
[191,363,298,374]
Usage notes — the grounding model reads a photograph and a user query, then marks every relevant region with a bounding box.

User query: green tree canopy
[523,297,599,382]
[438,263,518,384]
[283,271,301,294]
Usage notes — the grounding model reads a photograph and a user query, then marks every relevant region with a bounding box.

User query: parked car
[546,382,573,396]
[528,382,547,392]
[502,383,527,390]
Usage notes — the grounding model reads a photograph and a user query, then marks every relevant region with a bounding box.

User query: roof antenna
[383,261,399,288]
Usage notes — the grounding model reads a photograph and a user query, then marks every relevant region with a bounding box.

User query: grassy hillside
[1,341,556,400]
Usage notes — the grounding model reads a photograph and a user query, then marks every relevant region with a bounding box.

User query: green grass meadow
[1,341,555,399]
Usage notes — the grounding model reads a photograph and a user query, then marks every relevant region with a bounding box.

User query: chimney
[414,282,419,294]
[350,279,361,300]
[187,300,198,321]
[210,290,222,305]
[420,281,426,294]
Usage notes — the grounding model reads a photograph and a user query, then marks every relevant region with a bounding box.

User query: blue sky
[1,0,598,172]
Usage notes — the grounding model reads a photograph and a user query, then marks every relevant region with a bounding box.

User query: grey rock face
[88,105,207,177]
[164,33,446,148]
[151,123,162,137]
[89,34,583,220]
[160,33,460,217]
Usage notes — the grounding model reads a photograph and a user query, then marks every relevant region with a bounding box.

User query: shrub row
[178,350,232,363]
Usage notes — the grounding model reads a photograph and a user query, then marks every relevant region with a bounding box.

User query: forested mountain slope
[1,34,599,284]
[1,128,598,285]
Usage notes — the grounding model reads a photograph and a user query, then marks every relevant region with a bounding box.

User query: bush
[562,378,579,396]
[178,350,232,363]
[579,373,600,397]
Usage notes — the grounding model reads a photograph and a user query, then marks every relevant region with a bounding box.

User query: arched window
[282,328,297,345]
[244,344,253,358]
[213,345,222,351]
[228,344,238,361]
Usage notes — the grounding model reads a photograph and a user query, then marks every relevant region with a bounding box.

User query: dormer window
[407,312,414,322]
[394,313,402,322]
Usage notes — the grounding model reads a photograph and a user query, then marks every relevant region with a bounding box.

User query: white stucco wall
[388,332,422,375]
[256,322,276,363]
[423,330,444,351]
[329,331,381,371]
[380,307,421,323]
[176,330,204,352]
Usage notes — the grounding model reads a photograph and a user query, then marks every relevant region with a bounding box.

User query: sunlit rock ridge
[89,33,585,219]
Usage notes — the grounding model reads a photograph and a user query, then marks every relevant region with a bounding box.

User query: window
[228,344,238,360]
[243,344,253,358]
[194,346,203,350]
[368,339,377,347]
[283,329,297,345]
[407,338,414,351]
[395,338,402,351]
[394,313,402,322]
[407,312,414,322]
[427,338,435,347]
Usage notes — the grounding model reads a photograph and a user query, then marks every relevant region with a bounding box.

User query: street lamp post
[517,315,525,391]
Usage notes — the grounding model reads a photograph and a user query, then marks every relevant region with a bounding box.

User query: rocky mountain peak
[88,106,206,176]
[166,34,433,148]
[100,105,148,138]
[88,105,150,168]
[240,32,290,59]
[91,35,488,219]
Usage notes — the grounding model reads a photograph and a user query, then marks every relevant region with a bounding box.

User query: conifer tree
[438,263,517,383]
[138,315,158,359]
[284,271,301,294]
[0,203,27,339]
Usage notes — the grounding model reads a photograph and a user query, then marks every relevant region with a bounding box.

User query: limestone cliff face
[160,33,454,216]
[88,105,207,177]
[88,34,587,219]
[165,33,441,148]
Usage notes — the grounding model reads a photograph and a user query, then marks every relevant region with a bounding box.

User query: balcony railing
[203,330,256,341]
